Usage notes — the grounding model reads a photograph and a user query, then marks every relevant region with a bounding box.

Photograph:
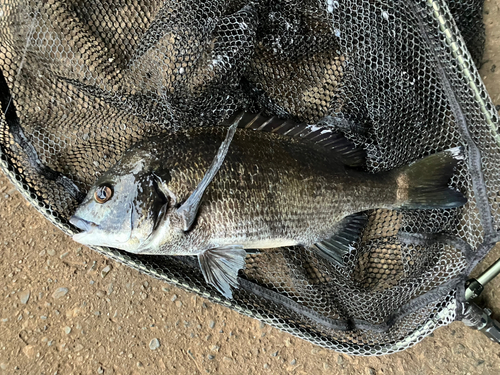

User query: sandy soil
[1,1,500,374]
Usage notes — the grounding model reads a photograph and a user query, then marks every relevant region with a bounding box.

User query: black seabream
[70,113,467,298]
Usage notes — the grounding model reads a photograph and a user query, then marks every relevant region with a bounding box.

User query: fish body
[70,114,466,298]
[150,129,396,252]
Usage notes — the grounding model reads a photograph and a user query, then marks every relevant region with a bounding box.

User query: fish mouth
[69,210,134,249]
[70,216,98,233]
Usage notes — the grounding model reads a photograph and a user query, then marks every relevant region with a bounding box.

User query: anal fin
[310,213,367,265]
[198,245,247,299]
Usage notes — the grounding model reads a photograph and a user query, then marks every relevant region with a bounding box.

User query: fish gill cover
[0,0,498,355]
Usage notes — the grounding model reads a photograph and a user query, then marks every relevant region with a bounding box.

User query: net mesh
[0,0,498,355]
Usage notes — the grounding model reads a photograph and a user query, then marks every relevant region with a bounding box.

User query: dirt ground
[1,2,500,374]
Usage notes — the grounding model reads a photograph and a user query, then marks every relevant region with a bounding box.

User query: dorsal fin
[222,112,365,168]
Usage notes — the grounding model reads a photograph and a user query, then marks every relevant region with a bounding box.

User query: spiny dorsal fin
[309,213,367,265]
[223,112,366,167]
[198,245,247,299]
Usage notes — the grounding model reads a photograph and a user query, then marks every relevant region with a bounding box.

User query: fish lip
[69,215,98,232]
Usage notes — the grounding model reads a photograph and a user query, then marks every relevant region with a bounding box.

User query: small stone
[94,311,101,316]
[263,363,269,369]
[74,344,84,352]
[47,249,56,256]
[323,362,330,370]
[64,327,71,335]
[259,322,265,329]
[223,356,232,362]
[271,351,278,357]
[52,287,69,299]
[176,301,182,308]
[19,290,30,304]
[337,355,344,365]
[207,355,215,360]
[171,295,177,302]
[367,368,376,375]
[210,345,219,352]
[0,363,7,370]
[97,367,104,374]
[137,362,143,368]
[100,265,112,278]
[209,320,215,329]
[311,348,321,354]
[476,360,485,366]
[149,338,160,350]
[161,287,170,292]
[290,359,297,365]
[106,284,114,295]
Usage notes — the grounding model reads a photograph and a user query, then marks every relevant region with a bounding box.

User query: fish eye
[94,185,113,204]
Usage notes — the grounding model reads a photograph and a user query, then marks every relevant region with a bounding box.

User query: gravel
[52,287,68,299]
[18,290,30,304]
[149,338,160,350]
[100,265,112,278]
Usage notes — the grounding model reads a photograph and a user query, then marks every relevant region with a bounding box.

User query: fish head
[70,150,169,253]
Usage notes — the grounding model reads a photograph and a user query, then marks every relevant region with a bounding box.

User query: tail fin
[395,147,467,209]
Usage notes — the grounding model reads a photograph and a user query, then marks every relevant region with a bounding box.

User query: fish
[70,112,467,299]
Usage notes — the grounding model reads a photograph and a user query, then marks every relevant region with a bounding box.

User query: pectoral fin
[198,245,247,299]
[176,113,244,231]
[310,213,367,265]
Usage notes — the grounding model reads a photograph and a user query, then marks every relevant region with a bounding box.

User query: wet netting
[0,0,498,355]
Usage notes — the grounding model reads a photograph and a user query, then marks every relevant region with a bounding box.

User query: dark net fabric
[0,0,498,355]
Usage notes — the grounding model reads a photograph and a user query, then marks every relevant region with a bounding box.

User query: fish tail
[394,147,467,209]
